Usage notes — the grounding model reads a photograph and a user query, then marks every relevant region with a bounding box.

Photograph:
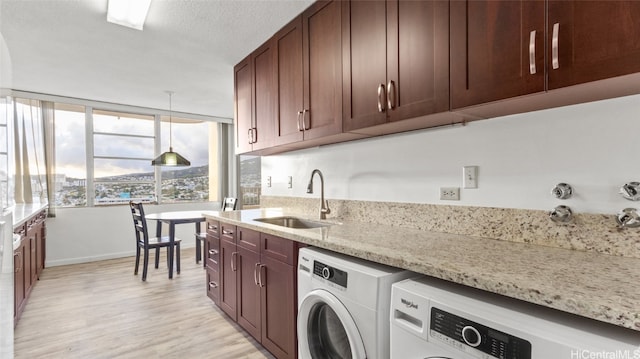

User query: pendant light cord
[167,90,174,151]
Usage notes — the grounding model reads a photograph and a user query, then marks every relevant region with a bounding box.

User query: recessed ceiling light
[107,0,152,31]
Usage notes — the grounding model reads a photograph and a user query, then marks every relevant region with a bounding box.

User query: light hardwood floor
[14,248,275,359]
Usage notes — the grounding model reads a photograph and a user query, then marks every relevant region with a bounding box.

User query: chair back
[129,201,150,246]
[221,197,237,211]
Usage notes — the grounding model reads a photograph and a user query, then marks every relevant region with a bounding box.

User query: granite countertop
[204,208,640,332]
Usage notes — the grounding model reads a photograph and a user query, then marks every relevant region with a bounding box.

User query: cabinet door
[260,256,296,359]
[235,55,253,154]
[343,0,388,131]
[252,40,277,151]
[386,0,449,123]
[450,0,545,109]
[219,239,238,320]
[548,1,640,89]
[302,0,343,140]
[237,247,261,340]
[275,16,305,146]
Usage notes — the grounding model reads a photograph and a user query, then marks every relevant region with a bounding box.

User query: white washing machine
[297,247,414,359]
[390,276,640,359]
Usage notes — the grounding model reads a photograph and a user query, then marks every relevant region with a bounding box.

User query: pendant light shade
[152,91,191,167]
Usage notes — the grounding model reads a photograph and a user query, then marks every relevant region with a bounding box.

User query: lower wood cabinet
[211,223,299,359]
[14,209,47,326]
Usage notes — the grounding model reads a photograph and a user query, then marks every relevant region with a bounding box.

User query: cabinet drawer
[261,233,296,265]
[237,227,260,252]
[220,223,236,243]
[205,235,220,271]
[206,220,220,238]
[206,266,220,304]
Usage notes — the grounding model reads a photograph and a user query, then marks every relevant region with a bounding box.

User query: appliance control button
[321,266,332,279]
[462,325,482,347]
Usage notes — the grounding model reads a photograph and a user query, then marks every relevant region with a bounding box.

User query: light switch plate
[463,166,478,189]
[266,176,272,188]
[287,176,292,189]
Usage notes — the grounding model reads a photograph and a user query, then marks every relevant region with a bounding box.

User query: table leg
[168,222,175,279]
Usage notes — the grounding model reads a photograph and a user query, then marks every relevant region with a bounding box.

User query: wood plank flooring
[14,248,275,359]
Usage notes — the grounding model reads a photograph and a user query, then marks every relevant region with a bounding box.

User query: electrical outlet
[440,187,460,200]
[463,166,478,189]
[287,176,292,189]
[266,176,272,188]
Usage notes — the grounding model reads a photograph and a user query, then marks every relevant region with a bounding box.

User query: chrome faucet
[307,169,330,220]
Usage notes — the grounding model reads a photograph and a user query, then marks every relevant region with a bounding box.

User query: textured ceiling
[0,0,314,119]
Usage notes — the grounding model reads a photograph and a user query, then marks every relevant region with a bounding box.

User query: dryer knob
[321,266,332,279]
[462,325,481,347]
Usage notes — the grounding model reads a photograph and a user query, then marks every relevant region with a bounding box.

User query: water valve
[551,183,573,200]
[619,182,640,201]
[616,208,640,228]
[549,205,573,223]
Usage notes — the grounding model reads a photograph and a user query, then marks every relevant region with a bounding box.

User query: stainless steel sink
[254,216,332,229]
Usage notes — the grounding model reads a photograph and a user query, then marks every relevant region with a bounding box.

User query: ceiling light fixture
[107,0,152,31]
[152,91,191,167]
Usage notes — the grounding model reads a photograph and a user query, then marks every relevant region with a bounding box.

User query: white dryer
[297,247,414,359]
[390,276,639,359]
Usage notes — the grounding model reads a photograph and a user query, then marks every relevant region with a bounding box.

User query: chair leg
[155,248,160,269]
[134,246,140,275]
[142,248,149,281]
[176,243,181,275]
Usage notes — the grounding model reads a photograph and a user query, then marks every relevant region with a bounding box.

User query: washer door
[298,289,366,359]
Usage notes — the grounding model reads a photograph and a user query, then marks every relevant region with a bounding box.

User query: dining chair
[195,197,237,266]
[129,201,182,281]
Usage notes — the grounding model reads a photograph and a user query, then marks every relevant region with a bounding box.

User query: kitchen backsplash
[261,195,639,259]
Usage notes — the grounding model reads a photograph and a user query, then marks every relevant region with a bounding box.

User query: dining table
[144,211,207,279]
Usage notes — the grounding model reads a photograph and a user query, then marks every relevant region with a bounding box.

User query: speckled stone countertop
[203,208,640,332]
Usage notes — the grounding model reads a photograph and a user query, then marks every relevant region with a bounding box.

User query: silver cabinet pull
[247,128,253,144]
[529,30,536,74]
[301,109,309,130]
[207,224,218,231]
[208,249,218,255]
[377,84,386,112]
[296,111,303,132]
[209,281,218,289]
[387,81,395,110]
[222,229,233,236]
[552,23,559,69]
[258,264,266,287]
[231,252,237,271]
[252,127,257,143]
[254,262,260,286]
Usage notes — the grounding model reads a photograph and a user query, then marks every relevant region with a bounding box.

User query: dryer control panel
[431,307,531,359]
[313,260,348,288]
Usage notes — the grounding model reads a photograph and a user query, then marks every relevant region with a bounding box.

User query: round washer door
[298,289,366,359]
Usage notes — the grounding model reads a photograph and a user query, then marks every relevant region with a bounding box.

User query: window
[53,103,217,207]
[239,155,261,207]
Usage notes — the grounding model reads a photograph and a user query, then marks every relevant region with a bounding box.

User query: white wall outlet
[440,187,460,200]
[463,166,478,189]
[266,176,272,188]
[287,176,292,189]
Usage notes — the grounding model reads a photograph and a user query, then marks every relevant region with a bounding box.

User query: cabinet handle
[254,262,260,286]
[296,111,303,132]
[377,84,386,112]
[222,229,233,236]
[231,252,237,271]
[259,264,266,287]
[247,128,253,144]
[209,281,218,289]
[14,252,22,273]
[208,224,218,230]
[208,249,218,255]
[529,30,536,75]
[252,127,258,143]
[386,81,395,110]
[301,109,309,130]
[552,23,559,69]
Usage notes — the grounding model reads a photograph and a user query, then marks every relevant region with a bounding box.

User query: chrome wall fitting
[549,205,573,223]
[616,208,640,228]
[551,183,573,200]
[619,182,640,201]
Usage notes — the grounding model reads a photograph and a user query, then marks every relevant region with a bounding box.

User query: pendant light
[152,91,191,167]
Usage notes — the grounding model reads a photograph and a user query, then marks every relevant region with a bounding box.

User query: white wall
[46,202,219,266]
[262,94,640,215]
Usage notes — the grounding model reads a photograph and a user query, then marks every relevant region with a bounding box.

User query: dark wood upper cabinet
[547,1,640,89]
[234,56,252,154]
[343,0,449,132]
[450,0,545,109]
[274,1,343,147]
[251,40,277,151]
